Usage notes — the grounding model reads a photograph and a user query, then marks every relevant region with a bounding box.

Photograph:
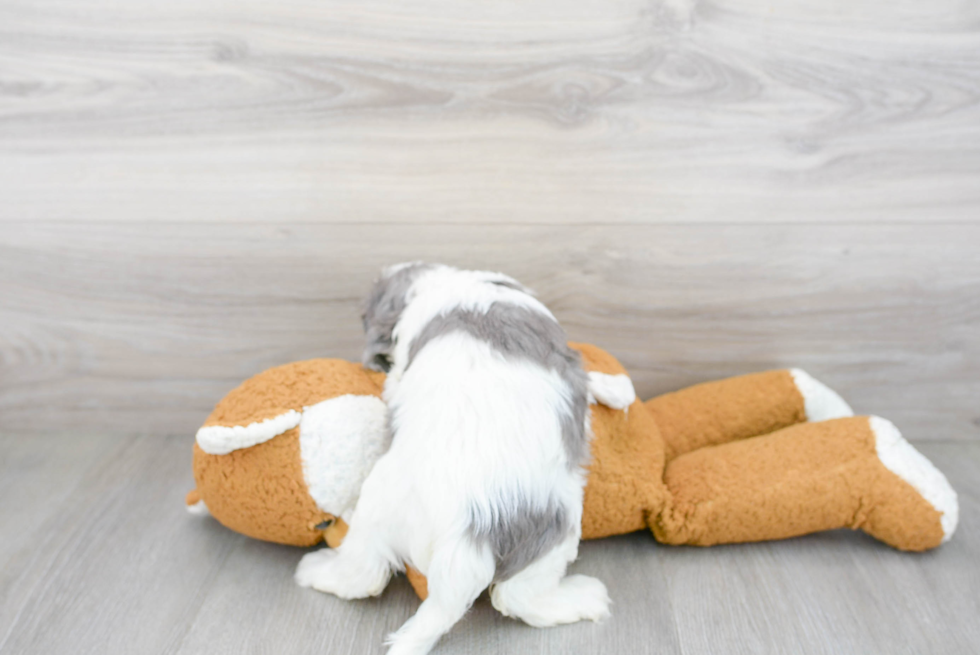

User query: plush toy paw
[870,416,958,543]
[295,548,389,599]
[790,369,853,421]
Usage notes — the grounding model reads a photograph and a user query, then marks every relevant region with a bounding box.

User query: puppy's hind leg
[385,539,495,655]
[490,533,610,628]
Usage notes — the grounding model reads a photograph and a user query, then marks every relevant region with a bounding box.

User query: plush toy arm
[646,369,852,462]
[652,416,957,551]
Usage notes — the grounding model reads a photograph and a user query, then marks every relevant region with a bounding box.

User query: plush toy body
[187,344,958,599]
[572,344,955,551]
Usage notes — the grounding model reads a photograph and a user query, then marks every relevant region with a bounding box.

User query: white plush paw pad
[790,369,854,421]
[870,416,959,542]
[185,500,210,517]
[560,574,612,622]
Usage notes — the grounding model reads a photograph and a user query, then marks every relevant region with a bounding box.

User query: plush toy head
[189,359,387,547]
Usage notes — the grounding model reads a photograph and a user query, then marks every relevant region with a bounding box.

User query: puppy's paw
[295,548,390,599]
[384,634,430,655]
[560,574,612,623]
[294,548,339,589]
[385,642,431,655]
[384,616,442,655]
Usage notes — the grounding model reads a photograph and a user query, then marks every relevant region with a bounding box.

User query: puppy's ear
[362,338,393,372]
[361,280,396,371]
[489,278,529,293]
[361,262,434,370]
[482,272,534,296]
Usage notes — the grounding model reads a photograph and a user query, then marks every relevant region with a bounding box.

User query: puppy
[295,263,610,655]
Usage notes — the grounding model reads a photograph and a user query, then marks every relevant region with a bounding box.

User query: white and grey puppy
[295,262,610,655]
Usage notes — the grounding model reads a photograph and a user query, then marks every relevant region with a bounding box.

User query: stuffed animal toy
[186,343,958,600]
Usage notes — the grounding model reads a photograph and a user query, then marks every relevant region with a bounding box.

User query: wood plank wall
[2,0,978,441]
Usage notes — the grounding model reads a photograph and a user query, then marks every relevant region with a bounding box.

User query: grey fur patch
[361,262,434,372]
[407,302,590,468]
[469,498,573,582]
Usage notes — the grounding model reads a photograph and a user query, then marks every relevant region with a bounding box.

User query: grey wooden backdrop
[2,0,978,442]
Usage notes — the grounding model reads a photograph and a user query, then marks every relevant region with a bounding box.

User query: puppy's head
[361,262,435,372]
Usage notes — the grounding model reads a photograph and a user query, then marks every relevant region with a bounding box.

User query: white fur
[790,369,854,421]
[296,266,608,655]
[299,394,390,523]
[185,500,209,516]
[196,410,301,455]
[491,532,611,627]
[588,372,636,411]
[869,416,959,542]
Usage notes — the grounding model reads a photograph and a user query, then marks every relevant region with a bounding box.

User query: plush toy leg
[647,369,852,462]
[653,416,957,551]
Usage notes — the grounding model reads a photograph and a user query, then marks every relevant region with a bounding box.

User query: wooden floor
[0,433,977,655]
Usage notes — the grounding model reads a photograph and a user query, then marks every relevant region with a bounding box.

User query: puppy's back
[376,266,590,582]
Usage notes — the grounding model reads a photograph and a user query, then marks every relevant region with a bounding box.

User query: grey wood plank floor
[1,434,976,655]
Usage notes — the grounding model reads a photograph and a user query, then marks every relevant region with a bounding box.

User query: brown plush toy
[187,344,958,600]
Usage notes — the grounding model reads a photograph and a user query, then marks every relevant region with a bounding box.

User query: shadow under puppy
[295,263,610,655]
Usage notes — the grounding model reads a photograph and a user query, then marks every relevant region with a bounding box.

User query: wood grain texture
[0,434,241,655]
[0,432,120,641]
[3,222,978,441]
[0,0,978,224]
[0,435,976,654]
